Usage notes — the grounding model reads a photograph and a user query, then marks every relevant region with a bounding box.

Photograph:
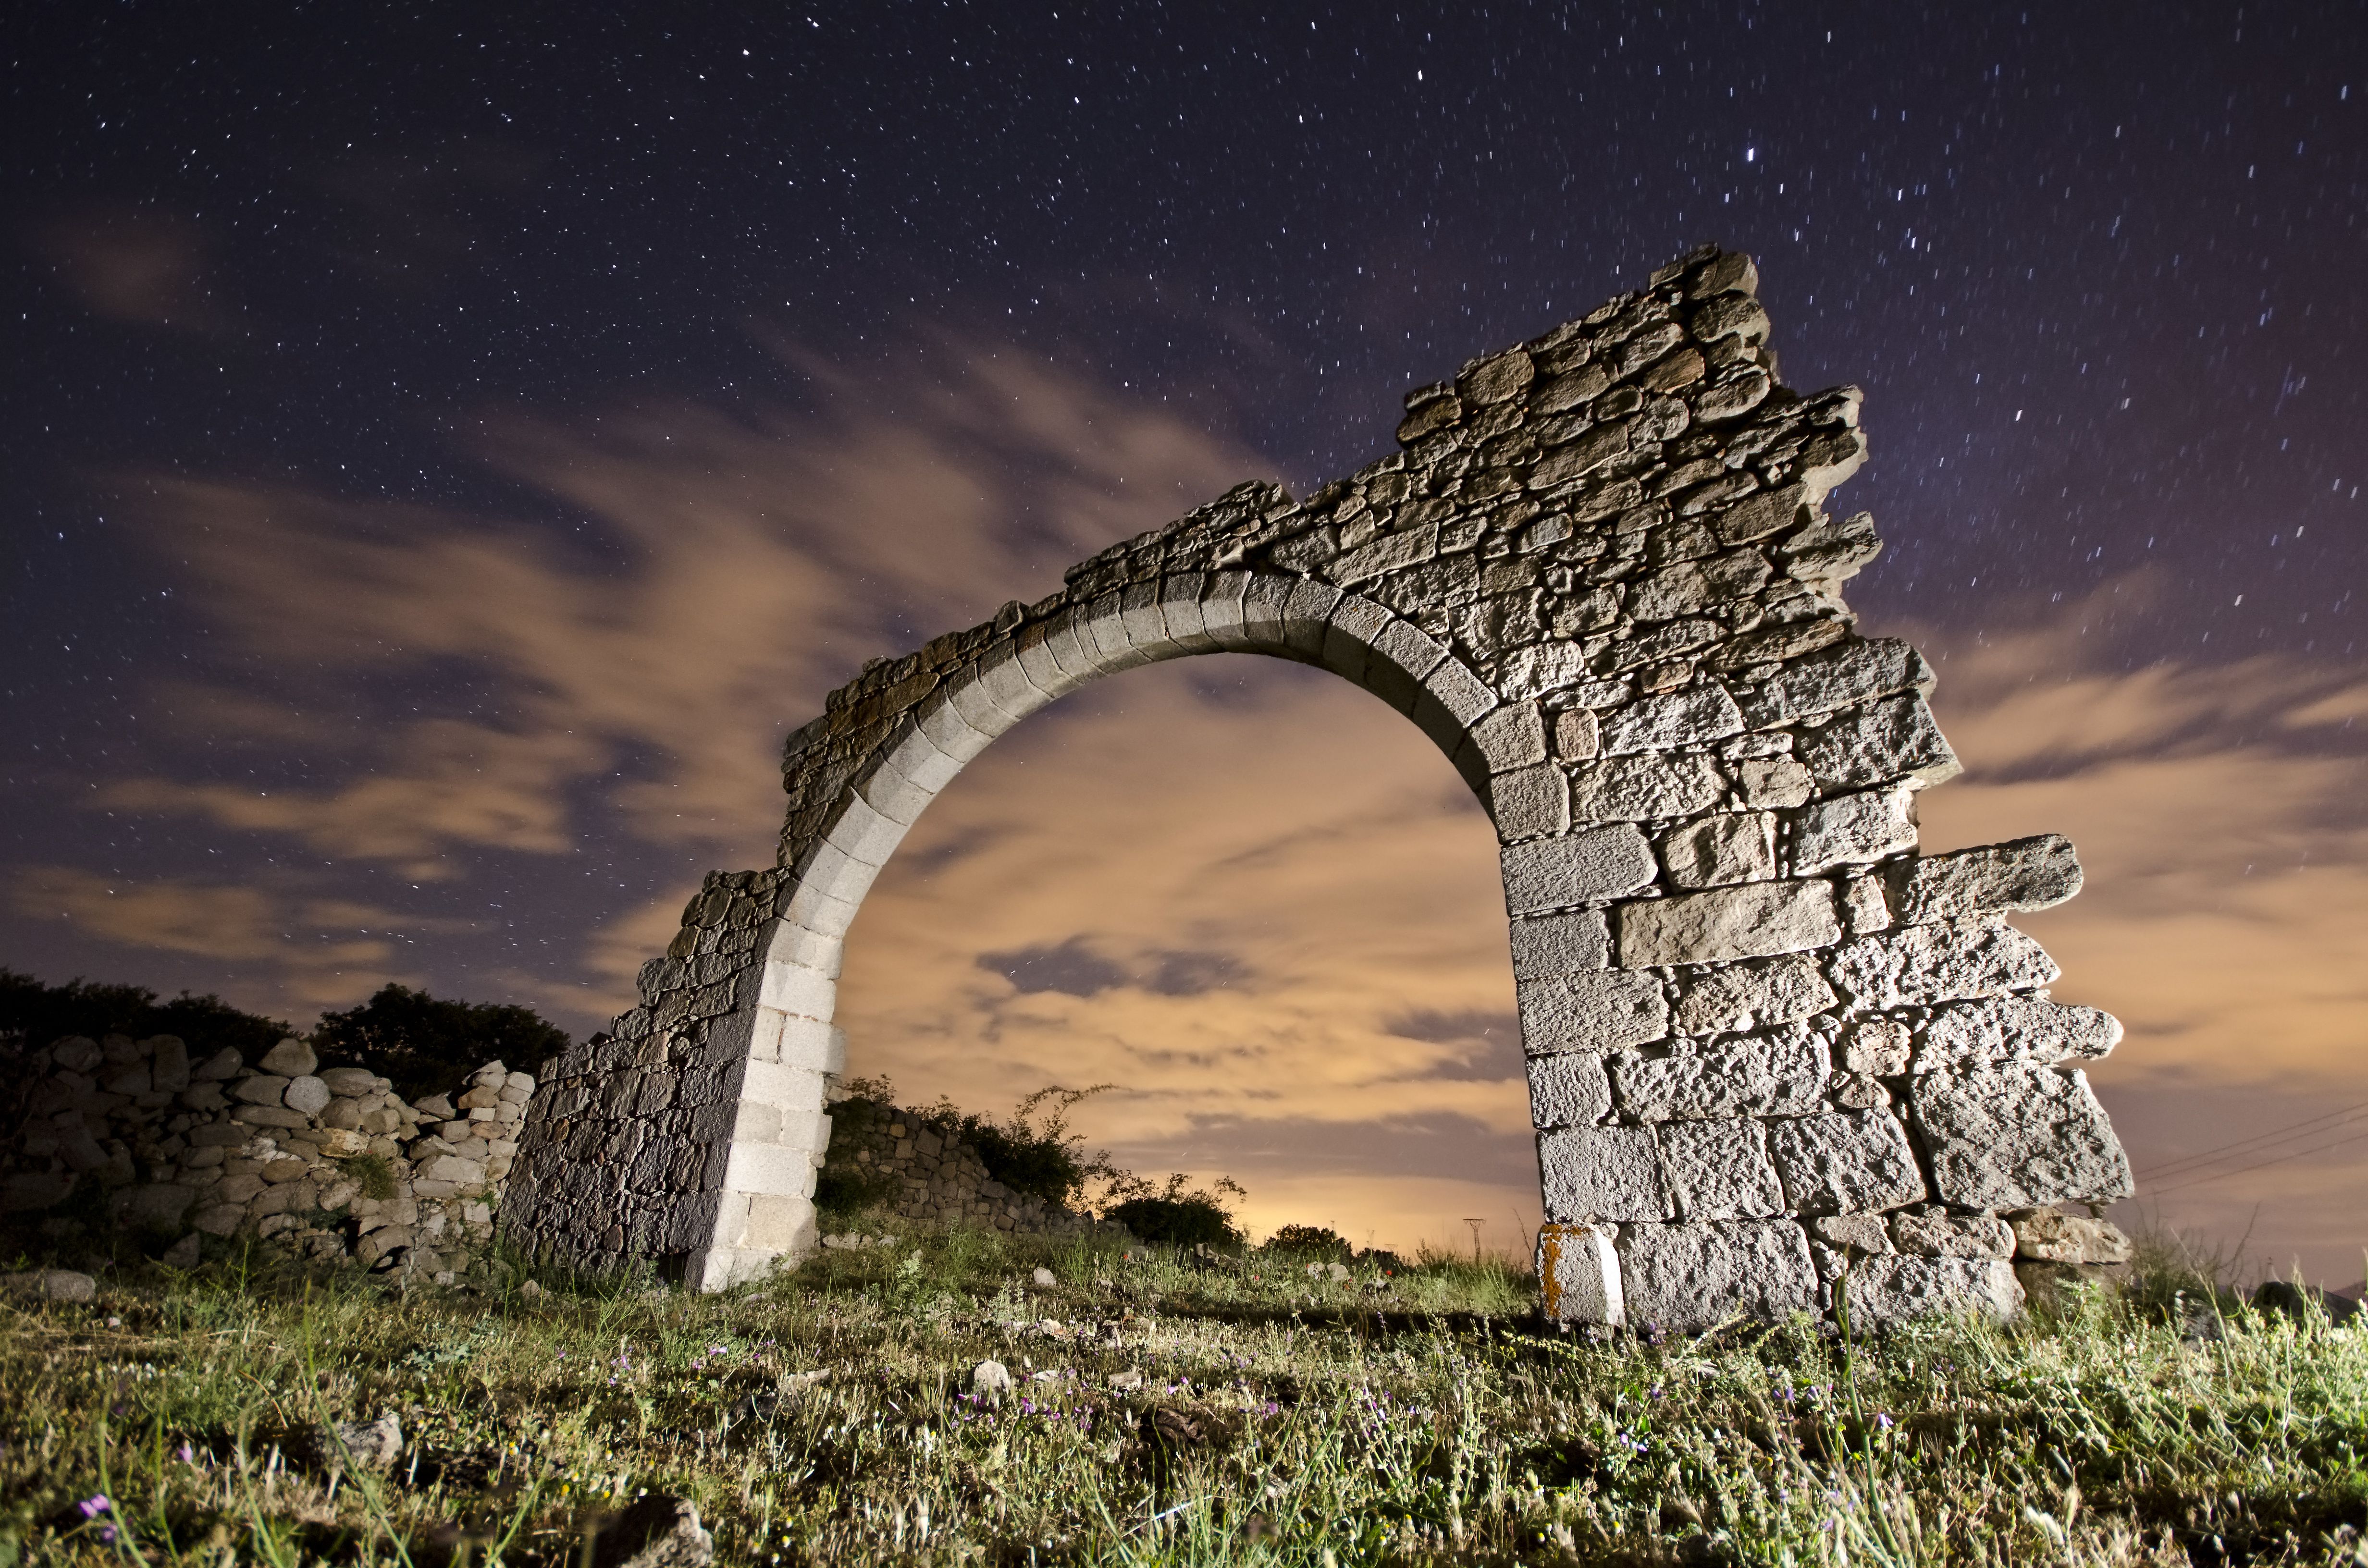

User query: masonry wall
[506,244,2136,1320]
[0,1030,529,1284]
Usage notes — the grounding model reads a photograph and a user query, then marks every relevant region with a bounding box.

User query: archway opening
[830,651,1541,1258]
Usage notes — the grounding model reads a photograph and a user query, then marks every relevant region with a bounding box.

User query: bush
[312,983,573,1101]
[1104,1173,1247,1250]
[812,1166,902,1220]
[0,968,291,1070]
[1263,1224,1351,1259]
[918,1083,1118,1207]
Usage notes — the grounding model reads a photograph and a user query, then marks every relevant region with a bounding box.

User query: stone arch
[507,244,2134,1322]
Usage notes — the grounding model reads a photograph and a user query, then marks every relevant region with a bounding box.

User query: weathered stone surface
[1597,685,1745,755]
[1617,880,1841,967]
[2008,1209,2133,1265]
[1657,1118,1784,1220]
[1798,693,1961,789]
[1767,1110,1926,1213]
[1911,1066,2133,1210]
[1841,1017,1914,1076]
[319,1067,378,1096]
[1568,753,1726,822]
[1892,1211,2015,1259]
[1660,812,1777,889]
[1616,1220,1817,1330]
[231,1074,291,1107]
[1501,825,1656,914]
[1526,1054,1614,1128]
[1611,1023,1827,1121]
[259,1038,318,1077]
[1538,1124,1669,1222]
[1737,638,1930,727]
[1790,785,1918,875]
[284,1075,332,1116]
[1735,755,1814,808]
[1810,1213,1893,1255]
[1521,969,1670,1055]
[1917,993,2122,1069]
[1507,909,1610,979]
[1891,834,2083,925]
[1827,918,2060,1009]
[0,1268,98,1303]
[1841,1257,2023,1328]
[1672,953,1837,1036]
[1536,1223,1624,1324]
[1491,763,1570,841]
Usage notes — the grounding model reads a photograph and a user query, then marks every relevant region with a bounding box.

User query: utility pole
[1462,1217,1486,1263]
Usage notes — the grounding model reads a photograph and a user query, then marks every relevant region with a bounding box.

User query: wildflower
[1876,1413,1894,1429]
[78,1496,111,1519]
[175,1444,195,1464]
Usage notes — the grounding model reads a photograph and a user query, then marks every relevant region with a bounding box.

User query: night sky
[6,4,2364,1275]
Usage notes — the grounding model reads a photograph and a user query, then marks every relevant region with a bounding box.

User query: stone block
[150,1037,190,1093]
[1463,698,1544,771]
[1657,1119,1783,1220]
[116,1183,197,1229]
[1520,969,1669,1055]
[1705,483,1808,547]
[1507,908,1610,979]
[1617,879,1841,967]
[260,1038,318,1077]
[319,1067,378,1097]
[284,1076,331,1116]
[1798,694,1962,790]
[1891,834,2083,925]
[1611,1023,1827,1121]
[1841,1017,1914,1076]
[1569,753,1726,822]
[192,1048,243,1081]
[1536,1224,1624,1324]
[1526,1053,1614,1129]
[1889,1211,2013,1259]
[1910,1066,2133,1210]
[231,1075,291,1107]
[1616,1220,1817,1330]
[1738,638,1930,726]
[1791,785,1918,875]
[1500,824,1655,914]
[1917,994,2122,1069]
[1736,756,1813,808]
[1826,918,2060,1009]
[1673,952,1837,1035]
[2008,1209,2133,1265]
[1660,811,1777,889]
[1768,1110,1925,1213]
[1491,764,1570,841]
[1840,1257,2023,1328]
[1501,639,1593,698]
[1810,1213,1893,1255]
[1537,1125,1670,1222]
[1597,685,1745,755]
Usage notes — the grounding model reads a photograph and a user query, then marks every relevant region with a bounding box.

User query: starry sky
[5,4,2364,1277]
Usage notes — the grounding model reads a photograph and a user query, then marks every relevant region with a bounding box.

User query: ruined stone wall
[506,245,2134,1320]
[1,1030,528,1284]
[814,1097,1117,1240]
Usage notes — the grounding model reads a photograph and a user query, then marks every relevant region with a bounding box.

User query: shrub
[1263,1224,1351,1259]
[0,968,291,1070]
[812,1166,902,1219]
[919,1084,1119,1207]
[313,983,573,1101]
[1103,1173,1247,1250]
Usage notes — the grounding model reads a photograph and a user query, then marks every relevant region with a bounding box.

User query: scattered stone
[1031,1267,1057,1288]
[2007,1209,2132,1265]
[313,1414,404,1472]
[589,1494,715,1568]
[0,1268,97,1303]
[971,1360,1014,1396]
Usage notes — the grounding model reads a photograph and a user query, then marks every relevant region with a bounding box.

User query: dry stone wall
[1,1030,528,1284]
[506,245,2134,1322]
[814,1096,1119,1240]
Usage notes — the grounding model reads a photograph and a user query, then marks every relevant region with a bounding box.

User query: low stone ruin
[504,243,2135,1323]
[1,1030,528,1283]
[815,1094,1120,1240]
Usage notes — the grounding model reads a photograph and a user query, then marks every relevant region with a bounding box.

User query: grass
[0,1223,2362,1565]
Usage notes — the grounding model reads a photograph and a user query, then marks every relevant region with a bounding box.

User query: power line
[2135,1099,2368,1183]
[2145,1127,2368,1198]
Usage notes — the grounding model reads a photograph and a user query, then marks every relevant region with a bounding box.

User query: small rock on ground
[591,1494,714,1568]
[314,1415,403,1471]
[1031,1266,1057,1287]
[971,1360,1013,1396]
[0,1269,97,1303]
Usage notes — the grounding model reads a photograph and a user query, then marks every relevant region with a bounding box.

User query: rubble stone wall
[1,1030,526,1284]
[505,245,2134,1322]
[814,1097,1117,1240]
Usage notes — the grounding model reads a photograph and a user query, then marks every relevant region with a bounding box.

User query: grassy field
[0,1223,2362,1566]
